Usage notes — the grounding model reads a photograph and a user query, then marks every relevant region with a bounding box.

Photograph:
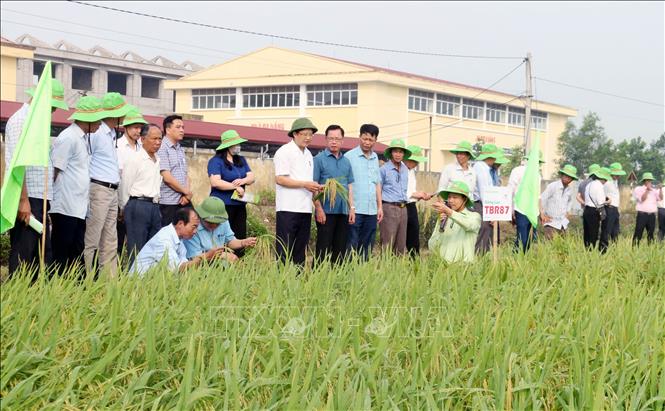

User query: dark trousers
[8,197,52,278]
[406,202,420,256]
[583,206,604,252]
[514,211,537,253]
[348,213,378,261]
[600,206,620,249]
[125,199,162,267]
[50,213,86,275]
[315,213,349,265]
[160,204,185,227]
[658,208,665,241]
[117,209,126,255]
[276,211,311,267]
[226,204,247,258]
[633,211,656,245]
[474,201,498,254]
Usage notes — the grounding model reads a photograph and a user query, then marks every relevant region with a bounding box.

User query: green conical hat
[476,143,499,161]
[288,118,318,137]
[640,172,654,182]
[26,78,68,110]
[68,95,106,122]
[100,92,134,119]
[449,140,476,159]
[194,197,229,224]
[121,108,148,127]
[406,145,427,163]
[384,139,412,161]
[609,162,627,176]
[216,130,248,151]
[559,164,578,180]
[438,180,474,208]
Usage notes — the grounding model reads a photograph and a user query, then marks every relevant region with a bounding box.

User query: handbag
[587,182,606,221]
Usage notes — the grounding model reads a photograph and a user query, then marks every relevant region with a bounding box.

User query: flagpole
[41,167,48,273]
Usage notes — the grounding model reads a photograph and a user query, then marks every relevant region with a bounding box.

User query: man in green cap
[437,140,477,195]
[4,78,68,277]
[602,163,626,245]
[576,164,600,206]
[508,149,544,253]
[472,143,500,254]
[84,92,134,277]
[404,145,433,256]
[631,172,662,245]
[274,117,323,267]
[540,164,578,240]
[379,138,411,255]
[50,95,105,274]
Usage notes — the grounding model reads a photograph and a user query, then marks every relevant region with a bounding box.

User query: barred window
[307,83,357,106]
[436,94,461,117]
[242,86,300,108]
[486,103,507,123]
[462,98,484,120]
[508,106,525,126]
[531,110,548,130]
[408,89,434,113]
[192,88,236,109]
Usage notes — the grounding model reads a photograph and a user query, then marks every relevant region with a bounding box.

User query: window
[531,110,548,130]
[486,103,507,123]
[408,89,434,113]
[192,88,236,109]
[72,67,93,91]
[306,83,358,106]
[462,98,484,120]
[32,61,57,84]
[141,76,161,99]
[242,86,299,108]
[508,106,525,126]
[436,94,461,117]
[107,72,128,95]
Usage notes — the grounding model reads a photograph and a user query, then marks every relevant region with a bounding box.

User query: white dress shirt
[585,180,606,207]
[89,121,121,185]
[407,168,417,203]
[116,135,142,174]
[130,224,187,276]
[438,161,476,194]
[604,179,620,208]
[472,161,493,203]
[508,164,542,208]
[118,149,162,210]
[540,180,574,230]
[50,123,90,219]
[274,140,314,213]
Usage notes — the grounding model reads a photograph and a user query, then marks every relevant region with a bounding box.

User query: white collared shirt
[472,161,493,203]
[407,168,417,203]
[585,180,606,207]
[274,140,314,213]
[116,135,142,174]
[89,121,121,184]
[130,224,188,276]
[438,161,476,194]
[50,123,90,219]
[541,179,573,230]
[658,187,665,209]
[118,148,162,210]
[604,179,620,208]
[508,164,542,208]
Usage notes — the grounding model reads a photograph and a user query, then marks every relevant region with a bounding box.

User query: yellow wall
[0,43,33,102]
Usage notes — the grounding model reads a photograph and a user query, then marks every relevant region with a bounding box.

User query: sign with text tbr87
[481,187,513,221]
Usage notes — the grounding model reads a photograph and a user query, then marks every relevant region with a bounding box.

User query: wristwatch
[350,206,356,210]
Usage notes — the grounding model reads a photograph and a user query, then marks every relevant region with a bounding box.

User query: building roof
[1,35,35,51]
[0,100,387,152]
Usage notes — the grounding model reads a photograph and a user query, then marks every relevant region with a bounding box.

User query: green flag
[514,132,541,228]
[0,62,53,233]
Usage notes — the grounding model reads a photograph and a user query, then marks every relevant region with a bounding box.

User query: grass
[1,234,664,410]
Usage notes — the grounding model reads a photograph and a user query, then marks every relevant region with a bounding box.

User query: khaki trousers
[379,203,407,255]
[84,183,118,277]
[543,225,566,240]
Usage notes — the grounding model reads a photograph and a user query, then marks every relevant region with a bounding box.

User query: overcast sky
[2,1,663,142]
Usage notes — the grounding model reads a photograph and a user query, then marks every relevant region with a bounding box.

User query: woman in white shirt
[582,168,610,252]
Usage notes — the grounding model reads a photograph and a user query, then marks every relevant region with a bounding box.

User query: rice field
[1,235,664,410]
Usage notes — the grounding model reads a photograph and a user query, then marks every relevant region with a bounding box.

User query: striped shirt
[3,104,54,200]
[157,137,188,205]
[540,180,574,230]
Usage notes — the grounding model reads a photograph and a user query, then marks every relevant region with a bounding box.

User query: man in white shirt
[602,162,626,245]
[540,164,577,240]
[582,168,610,252]
[119,124,164,266]
[472,143,499,254]
[658,181,665,242]
[437,140,477,194]
[508,152,544,253]
[274,118,323,267]
[404,145,432,257]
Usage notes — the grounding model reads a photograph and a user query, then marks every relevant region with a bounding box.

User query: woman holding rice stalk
[429,180,481,263]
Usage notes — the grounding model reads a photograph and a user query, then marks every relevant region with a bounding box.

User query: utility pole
[524,52,533,153]
[428,115,432,171]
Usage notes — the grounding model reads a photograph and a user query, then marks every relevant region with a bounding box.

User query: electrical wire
[535,77,664,107]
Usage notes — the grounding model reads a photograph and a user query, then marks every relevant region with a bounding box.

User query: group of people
[5,84,664,277]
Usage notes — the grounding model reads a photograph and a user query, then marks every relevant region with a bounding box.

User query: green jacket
[428,208,481,263]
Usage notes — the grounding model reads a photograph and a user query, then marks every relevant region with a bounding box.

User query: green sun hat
[406,145,428,163]
[121,108,148,127]
[449,140,476,159]
[559,164,579,180]
[217,129,248,151]
[524,150,546,164]
[494,154,509,165]
[100,92,134,119]
[476,143,499,161]
[288,118,318,137]
[438,180,474,208]
[26,78,69,110]
[592,167,611,181]
[68,95,106,122]
[384,139,412,161]
[640,172,655,182]
[194,197,229,224]
[588,164,600,175]
[609,162,627,176]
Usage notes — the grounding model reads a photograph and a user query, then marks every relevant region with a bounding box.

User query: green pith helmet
[121,108,148,127]
[384,139,412,161]
[559,164,579,180]
[438,180,474,209]
[640,172,655,182]
[288,118,318,137]
[194,197,229,224]
[609,162,627,176]
[406,145,427,163]
[100,92,134,119]
[588,164,600,175]
[216,130,248,151]
[476,143,499,161]
[67,95,106,122]
[449,140,476,159]
[26,78,68,110]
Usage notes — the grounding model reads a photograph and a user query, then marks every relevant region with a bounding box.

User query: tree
[614,133,665,182]
[557,112,615,175]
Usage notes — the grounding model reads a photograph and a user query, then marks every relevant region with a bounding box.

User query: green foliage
[246,208,269,237]
[501,145,525,177]
[0,233,9,267]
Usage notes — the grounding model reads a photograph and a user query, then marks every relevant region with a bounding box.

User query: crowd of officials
[4,83,665,277]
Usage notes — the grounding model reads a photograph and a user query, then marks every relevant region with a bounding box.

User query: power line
[67,1,524,61]
[535,77,664,107]
[467,60,526,101]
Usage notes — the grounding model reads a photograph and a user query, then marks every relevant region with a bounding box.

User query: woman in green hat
[428,180,481,263]
[437,140,477,194]
[631,172,662,245]
[582,167,610,252]
[404,145,434,256]
[208,130,255,256]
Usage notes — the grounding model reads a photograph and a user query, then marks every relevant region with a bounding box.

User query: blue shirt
[50,123,90,219]
[313,149,355,214]
[345,146,380,215]
[207,155,251,206]
[183,222,236,259]
[380,161,408,203]
[131,224,188,275]
[472,160,493,203]
[89,121,120,184]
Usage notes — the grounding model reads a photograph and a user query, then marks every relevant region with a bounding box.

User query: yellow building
[1,37,34,102]
[165,47,577,177]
